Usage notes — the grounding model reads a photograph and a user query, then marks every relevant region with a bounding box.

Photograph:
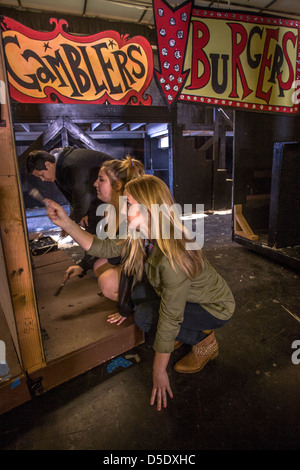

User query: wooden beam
[11,103,176,124]
[217,107,234,129]
[198,136,214,154]
[63,118,113,153]
[234,204,259,240]
[18,116,64,172]
[61,126,69,148]
[0,35,45,373]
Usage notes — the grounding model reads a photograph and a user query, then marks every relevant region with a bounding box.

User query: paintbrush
[28,188,49,206]
[29,188,58,238]
[54,270,73,297]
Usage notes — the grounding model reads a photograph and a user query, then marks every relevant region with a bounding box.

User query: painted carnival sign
[153,0,300,113]
[0,16,153,105]
[1,0,300,113]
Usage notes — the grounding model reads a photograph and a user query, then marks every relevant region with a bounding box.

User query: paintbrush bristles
[29,188,48,205]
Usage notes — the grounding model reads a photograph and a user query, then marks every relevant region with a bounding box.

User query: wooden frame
[234,204,258,241]
[0,35,45,374]
[0,35,46,414]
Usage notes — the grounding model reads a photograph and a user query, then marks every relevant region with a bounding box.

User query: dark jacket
[55,147,113,225]
[55,147,113,271]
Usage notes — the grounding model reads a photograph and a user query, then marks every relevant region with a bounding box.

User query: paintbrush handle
[54,270,73,296]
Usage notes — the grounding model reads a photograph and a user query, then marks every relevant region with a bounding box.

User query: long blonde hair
[122,174,204,280]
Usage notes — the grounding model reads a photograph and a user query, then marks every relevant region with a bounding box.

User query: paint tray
[29,236,58,255]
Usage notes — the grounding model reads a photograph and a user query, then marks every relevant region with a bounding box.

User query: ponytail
[101,155,144,191]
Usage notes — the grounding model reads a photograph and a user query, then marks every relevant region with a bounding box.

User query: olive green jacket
[87,236,235,353]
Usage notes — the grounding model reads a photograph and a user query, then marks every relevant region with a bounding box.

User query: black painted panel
[269,142,300,248]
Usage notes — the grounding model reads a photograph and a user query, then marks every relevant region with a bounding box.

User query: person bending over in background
[27,146,114,272]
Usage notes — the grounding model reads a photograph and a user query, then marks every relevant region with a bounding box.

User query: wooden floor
[31,250,139,362]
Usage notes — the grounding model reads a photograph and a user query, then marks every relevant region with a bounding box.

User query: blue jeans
[132,280,230,346]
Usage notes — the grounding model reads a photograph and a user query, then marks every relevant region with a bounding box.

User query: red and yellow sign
[1,16,153,105]
[181,9,300,113]
[153,0,300,113]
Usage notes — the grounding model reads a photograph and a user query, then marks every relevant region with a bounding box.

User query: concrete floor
[0,212,300,451]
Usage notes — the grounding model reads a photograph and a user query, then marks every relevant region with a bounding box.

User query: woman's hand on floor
[151,352,173,411]
[107,312,127,326]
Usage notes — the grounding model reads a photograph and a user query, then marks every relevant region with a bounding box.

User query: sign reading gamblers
[0,16,153,105]
[153,0,300,113]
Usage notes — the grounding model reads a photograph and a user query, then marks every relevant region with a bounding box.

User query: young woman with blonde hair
[45,174,235,411]
[65,155,144,301]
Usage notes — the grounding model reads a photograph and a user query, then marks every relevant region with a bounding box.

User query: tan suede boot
[174,332,219,374]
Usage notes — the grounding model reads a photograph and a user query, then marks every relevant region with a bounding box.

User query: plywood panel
[269,142,300,248]
[32,250,141,361]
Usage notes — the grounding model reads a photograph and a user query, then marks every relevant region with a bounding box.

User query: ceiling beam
[195,0,300,19]
[20,123,30,132]
[130,123,146,131]
[262,0,279,10]
[14,131,145,140]
[83,0,88,16]
[111,122,125,130]
[108,0,152,10]
[91,123,101,131]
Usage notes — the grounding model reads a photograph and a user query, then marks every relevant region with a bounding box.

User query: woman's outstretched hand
[45,199,94,252]
[45,199,70,230]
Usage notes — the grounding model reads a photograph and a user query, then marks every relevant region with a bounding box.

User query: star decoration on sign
[43,42,52,52]
[108,39,116,49]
